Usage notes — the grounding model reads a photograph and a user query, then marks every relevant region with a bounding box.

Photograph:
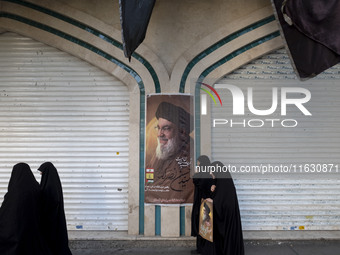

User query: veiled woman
[0,163,51,255]
[38,162,72,255]
[211,161,244,255]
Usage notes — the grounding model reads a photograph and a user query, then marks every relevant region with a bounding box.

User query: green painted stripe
[0,11,146,235]
[139,95,146,235]
[201,32,280,78]
[0,12,144,90]
[180,206,185,236]
[195,82,203,159]
[179,15,275,93]
[194,31,280,158]
[3,0,161,93]
[155,205,161,235]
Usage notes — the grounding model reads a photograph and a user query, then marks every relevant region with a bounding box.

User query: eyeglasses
[154,125,173,134]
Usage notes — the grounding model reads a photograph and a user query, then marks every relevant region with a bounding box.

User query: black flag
[271,0,340,80]
[119,0,156,61]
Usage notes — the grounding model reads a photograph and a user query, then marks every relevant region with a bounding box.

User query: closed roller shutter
[0,32,129,230]
[210,48,340,230]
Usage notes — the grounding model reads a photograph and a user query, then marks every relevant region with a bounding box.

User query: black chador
[38,162,72,255]
[211,161,244,255]
[0,163,51,255]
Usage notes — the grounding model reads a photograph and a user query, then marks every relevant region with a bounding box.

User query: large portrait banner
[144,94,194,204]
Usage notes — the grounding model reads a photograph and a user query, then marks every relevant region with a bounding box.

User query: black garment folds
[0,163,51,255]
[272,0,340,79]
[211,163,244,255]
[119,0,156,60]
[38,162,72,255]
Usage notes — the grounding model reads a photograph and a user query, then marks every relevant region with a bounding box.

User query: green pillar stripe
[155,205,161,235]
[179,15,275,93]
[195,31,280,158]
[0,11,146,235]
[180,206,185,236]
[139,95,146,235]
[3,0,161,93]
[195,78,204,159]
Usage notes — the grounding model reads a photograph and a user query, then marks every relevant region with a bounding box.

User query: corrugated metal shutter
[210,48,340,230]
[0,32,129,230]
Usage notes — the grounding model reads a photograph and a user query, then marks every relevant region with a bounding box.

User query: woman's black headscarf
[0,163,51,255]
[38,162,72,255]
[211,160,231,179]
[197,155,210,167]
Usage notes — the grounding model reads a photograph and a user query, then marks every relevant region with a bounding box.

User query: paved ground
[70,240,340,255]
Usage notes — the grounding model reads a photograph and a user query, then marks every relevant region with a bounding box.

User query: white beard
[155,136,181,160]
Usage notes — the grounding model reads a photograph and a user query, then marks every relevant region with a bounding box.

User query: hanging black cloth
[38,162,72,255]
[0,162,51,255]
[119,0,156,60]
[271,0,340,79]
[209,161,244,255]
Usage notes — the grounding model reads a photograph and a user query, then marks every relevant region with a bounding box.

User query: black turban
[156,102,193,134]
